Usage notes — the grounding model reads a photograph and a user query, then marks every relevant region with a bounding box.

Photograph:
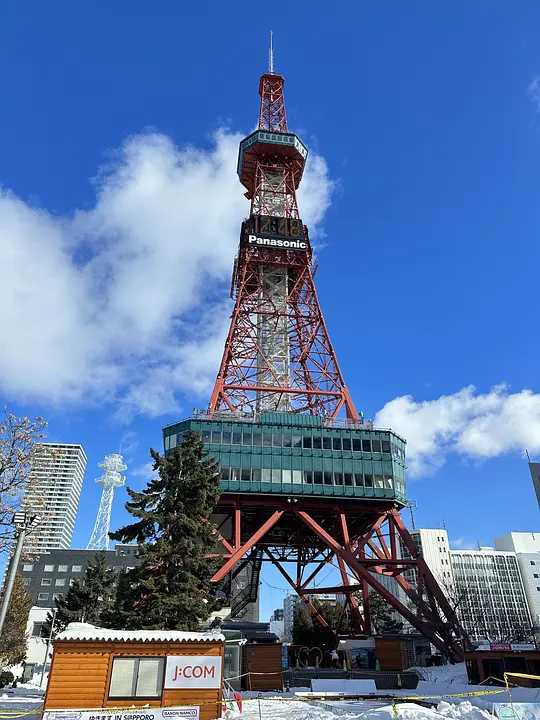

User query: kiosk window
[109,657,164,699]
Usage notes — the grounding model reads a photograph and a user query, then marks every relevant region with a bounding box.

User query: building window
[531,561,536,566]
[41,578,52,586]
[22,564,33,572]
[55,579,66,587]
[44,565,55,572]
[58,565,68,573]
[31,622,45,638]
[108,657,164,699]
[38,593,49,601]
[72,565,82,573]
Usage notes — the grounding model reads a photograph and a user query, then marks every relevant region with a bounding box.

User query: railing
[190,409,374,430]
[170,409,407,443]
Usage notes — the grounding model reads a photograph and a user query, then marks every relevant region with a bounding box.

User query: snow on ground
[226,697,498,720]
[225,662,540,720]
[409,664,470,686]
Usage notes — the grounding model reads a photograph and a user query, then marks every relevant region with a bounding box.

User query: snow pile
[436,702,494,720]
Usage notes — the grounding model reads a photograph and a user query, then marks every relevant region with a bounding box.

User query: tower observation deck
[163,56,468,659]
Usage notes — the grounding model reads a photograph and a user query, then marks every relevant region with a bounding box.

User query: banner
[43,708,200,720]
[164,655,222,689]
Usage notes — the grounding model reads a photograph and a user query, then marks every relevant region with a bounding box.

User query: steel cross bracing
[210,247,359,418]
[258,74,288,132]
[210,498,469,661]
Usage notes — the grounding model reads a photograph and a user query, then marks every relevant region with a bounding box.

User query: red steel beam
[211,510,283,582]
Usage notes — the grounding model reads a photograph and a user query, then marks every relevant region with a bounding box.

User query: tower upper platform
[163,412,406,506]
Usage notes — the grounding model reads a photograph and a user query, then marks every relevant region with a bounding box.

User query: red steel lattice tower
[171,50,469,661]
[209,68,358,421]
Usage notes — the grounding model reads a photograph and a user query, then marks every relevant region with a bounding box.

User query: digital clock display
[252,215,305,239]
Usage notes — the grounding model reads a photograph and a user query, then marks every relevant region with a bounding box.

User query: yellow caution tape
[504,672,540,682]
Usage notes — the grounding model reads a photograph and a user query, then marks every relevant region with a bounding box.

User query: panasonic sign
[248,234,307,250]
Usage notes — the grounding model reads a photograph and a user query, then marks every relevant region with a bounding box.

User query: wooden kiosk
[43,623,225,720]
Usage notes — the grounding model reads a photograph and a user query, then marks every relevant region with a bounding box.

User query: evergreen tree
[45,553,117,636]
[109,432,222,630]
[0,574,32,666]
[368,593,404,634]
[292,600,349,648]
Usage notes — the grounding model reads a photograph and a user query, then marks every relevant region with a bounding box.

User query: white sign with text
[42,708,199,720]
[164,655,222,689]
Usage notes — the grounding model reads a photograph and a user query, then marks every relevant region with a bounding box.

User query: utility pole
[0,512,40,636]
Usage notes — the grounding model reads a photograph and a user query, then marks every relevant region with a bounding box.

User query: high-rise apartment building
[23,443,87,555]
[495,532,540,632]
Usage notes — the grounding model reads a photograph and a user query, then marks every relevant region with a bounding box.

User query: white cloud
[0,130,333,418]
[528,76,540,112]
[450,538,478,550]
[374,385,540,477]
[130,461,158,482]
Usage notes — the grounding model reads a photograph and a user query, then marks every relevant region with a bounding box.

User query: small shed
[242,643,283,691]
[465,648,540,686]
[43,622,225,720]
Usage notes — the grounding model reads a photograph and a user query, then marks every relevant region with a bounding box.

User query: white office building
[451,548,532,643]
[23,443,87,554]
[409,529,454,589]
[495,532,540,632]
[408,529,533,644]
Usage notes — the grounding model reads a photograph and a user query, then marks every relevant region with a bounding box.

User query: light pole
[0,511,40,636]
[40,608,57,689]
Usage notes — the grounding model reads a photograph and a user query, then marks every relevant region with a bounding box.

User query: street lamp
[0,511,40,636]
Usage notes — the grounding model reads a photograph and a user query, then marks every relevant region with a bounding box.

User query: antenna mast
[87,453,126,551]
[269,31,274,73]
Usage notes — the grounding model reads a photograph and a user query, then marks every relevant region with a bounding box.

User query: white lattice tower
[86,453,126,551]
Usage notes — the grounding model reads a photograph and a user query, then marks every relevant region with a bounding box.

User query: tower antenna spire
[268,30,274,73]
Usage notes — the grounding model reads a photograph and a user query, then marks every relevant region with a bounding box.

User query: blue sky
[2,2,540,619]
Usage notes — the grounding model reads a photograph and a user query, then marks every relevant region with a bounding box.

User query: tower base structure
[163,413,468,662]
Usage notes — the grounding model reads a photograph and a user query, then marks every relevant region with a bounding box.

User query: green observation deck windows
[163,412,406,504]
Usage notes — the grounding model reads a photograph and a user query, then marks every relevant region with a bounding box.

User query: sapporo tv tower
[164,44,467,660]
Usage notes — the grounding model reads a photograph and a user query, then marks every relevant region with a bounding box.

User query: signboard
[490,643,512,651]
[494,704,540,720]
[247,234,308,251]
[164,655,222,689]
[43,708,199,720]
